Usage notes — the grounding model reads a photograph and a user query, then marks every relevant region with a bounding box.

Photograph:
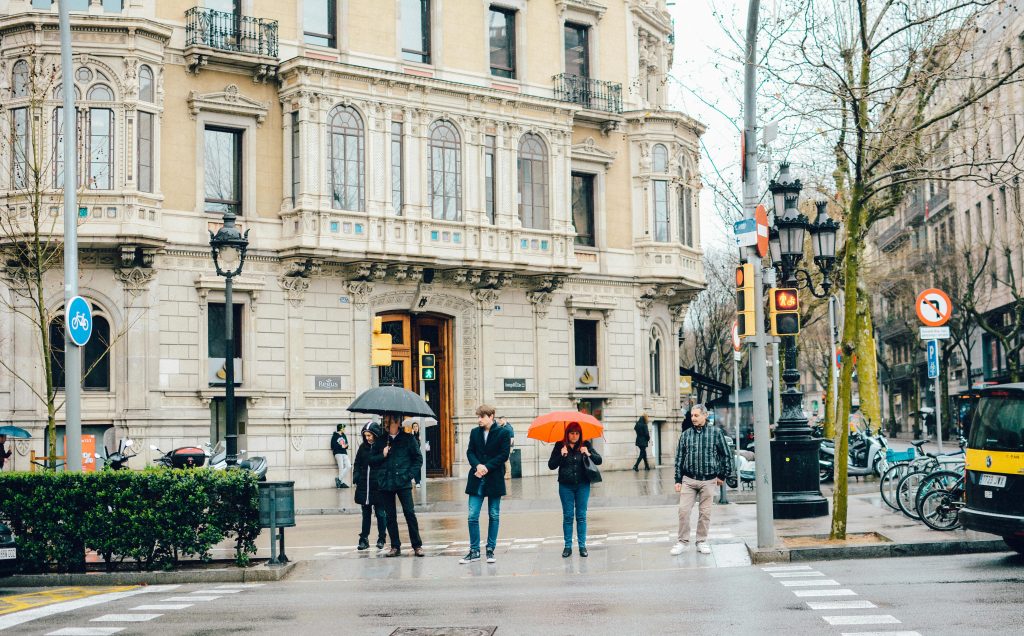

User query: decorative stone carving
[187,85,269,127]
[527,290,552,318]
[114,267,156,298]
[571,138,618,165]
[278,275,311,307]
[471,288,500,314]
[347,281,374,307]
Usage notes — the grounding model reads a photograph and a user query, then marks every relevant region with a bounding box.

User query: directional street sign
[926,340,939,379]
[733,218,758,247]
[66,295,93,347]
[919,326,951,340]
[916,288,952,327]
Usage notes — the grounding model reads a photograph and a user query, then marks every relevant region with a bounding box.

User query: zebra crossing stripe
[823,615,901,626]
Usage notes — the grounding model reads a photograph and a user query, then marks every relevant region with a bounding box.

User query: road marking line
[215,584,263,589]
[792,589,858,597]
[780,579,840,587]
[90,614,162,623]
[839,632,921,636]
[0,588,149,631]
[762,565,814,572]
[807,601,878,610]
[161,596,221,602]
[823,616,901,626]
[314,552,338,556]
[191,589,243,594]
[770,571,825,578]
[46,629,125,636]
[130,604,193,611]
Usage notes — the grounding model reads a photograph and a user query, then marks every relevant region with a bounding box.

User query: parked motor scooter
[819,428,888,482]
[151,444,208,468]
[735,449,756,490]
[97,438,137,470]
[205,440,268,481]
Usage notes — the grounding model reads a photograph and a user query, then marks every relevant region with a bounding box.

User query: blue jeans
[467,482,501,552]
[558,482,591,548]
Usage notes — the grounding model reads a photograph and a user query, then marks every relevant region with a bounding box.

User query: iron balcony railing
[553,74,623,114]
[928,187,949,215]
[185,7,279,58]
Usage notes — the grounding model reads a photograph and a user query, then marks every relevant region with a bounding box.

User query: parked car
[0,523,16,576]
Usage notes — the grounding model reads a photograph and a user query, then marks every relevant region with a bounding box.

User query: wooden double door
[377,313,453,477]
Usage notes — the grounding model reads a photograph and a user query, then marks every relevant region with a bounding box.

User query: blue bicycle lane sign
[66,296,93,347]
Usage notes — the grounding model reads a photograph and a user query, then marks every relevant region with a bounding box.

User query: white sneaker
[696,542,712,554]
[669,542,688,556]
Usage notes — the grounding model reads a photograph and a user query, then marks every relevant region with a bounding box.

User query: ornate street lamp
[209,211,249,466]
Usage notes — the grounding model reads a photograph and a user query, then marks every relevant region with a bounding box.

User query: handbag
[583,454,602,483]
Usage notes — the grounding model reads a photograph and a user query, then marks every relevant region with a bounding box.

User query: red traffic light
[773,288,798,311]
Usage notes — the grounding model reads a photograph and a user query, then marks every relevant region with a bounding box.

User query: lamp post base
[770,437,829,519]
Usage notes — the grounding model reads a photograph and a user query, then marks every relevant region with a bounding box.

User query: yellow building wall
[572,127,633,250]
[348,0,396,58]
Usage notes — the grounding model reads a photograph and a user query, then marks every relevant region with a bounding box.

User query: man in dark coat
[459,404,511,564]
[633,414,651,471]
[370,415,424,557]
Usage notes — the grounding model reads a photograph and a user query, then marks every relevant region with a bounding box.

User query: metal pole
[225,276,237,465]
[59,0,82,472]
[829,296,839,422]
[734,352,741,448]
[933,343,943,454]
[771,341,781,424]
[743,0,775,549]
[419,383,427,505]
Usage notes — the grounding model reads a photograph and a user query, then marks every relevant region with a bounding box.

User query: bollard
[717,481,729,505]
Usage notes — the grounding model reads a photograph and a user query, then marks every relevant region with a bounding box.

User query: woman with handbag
[548,422,602,558]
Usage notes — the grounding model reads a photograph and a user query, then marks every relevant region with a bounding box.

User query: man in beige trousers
[671,404,734,555]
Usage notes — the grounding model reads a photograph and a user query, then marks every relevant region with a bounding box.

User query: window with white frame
[649,328,663,396]
[391,121,404,215]
[428,120,462,220]
[137,65,156,194]
[204,126,243,214]
[328,105,366,211]
[401,0,431,64]
[518,133,549,230]
[572,172,595,247]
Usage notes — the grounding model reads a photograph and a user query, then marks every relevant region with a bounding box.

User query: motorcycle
[205,440,269,481]
[97,438,137,470]
[819,428,889,482]
[150,444,208,469]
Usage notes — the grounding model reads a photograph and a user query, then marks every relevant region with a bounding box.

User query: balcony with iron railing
[552,74,623,115]
[875,221,907,251]
[184,7,278,81]
[905,186,926,225]
[928,187,950,217]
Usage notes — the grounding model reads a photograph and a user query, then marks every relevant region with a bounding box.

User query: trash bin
[258,481,296,528]
[510,448,522,479]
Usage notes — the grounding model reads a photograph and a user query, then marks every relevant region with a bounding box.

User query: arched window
[139,65,154,103]
[49,310,111,391]
[428,120,462,221]
[517,133,549,230]
[12,60,29,98]
[328,105,365,211]
[649,328,663,396]
[652,143,668,173]
[87,84,113,101]
[85,84,114,190]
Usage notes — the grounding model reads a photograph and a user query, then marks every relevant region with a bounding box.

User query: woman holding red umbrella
[547,422,602,558]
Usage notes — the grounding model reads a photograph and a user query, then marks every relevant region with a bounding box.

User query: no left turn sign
[915,288,952,327]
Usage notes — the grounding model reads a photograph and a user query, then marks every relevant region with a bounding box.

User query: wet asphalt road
[8,551,1021,635]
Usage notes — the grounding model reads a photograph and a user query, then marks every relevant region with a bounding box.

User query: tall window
[304,0,337,47]
[391,121,404,215]
[679,186,693,246]
[11,108,28,190]
[204,127,242,214]
[574,319,599,390]
[12,59,29,97]
[208,303,243,387]
[428,120,462,220]
[138,65,155,193]
[652,143,668,172]
[290,112,300,205]
[49,311,111,391]
[517,133,549,230]
[328,105,365,211]
[564,23,589,77]
[649,329,663,396]
[484,135,496,223]
[87,85,114,190]
[653,180,669,242]
[401,0,431,64]
[138,65,154,103]
[489,6,516,78]
[572,172,595,246]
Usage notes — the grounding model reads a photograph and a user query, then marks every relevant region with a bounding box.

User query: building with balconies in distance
[0,0,705,486]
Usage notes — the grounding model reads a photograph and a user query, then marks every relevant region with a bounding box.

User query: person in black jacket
[353,422,387,551]
[459,404,511,564]
[330,424,350,488]
[370,415,424,557]
[633,414,651,471]
[548,422,602,558]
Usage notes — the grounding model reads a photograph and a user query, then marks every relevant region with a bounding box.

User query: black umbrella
[347,386,435,418]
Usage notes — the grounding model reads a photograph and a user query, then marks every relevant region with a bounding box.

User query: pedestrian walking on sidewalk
[371,415,425,557]
[671,403,734,556]
[331,424,350,488]
[633,414,651,471]
[353,422,388,551]
[459,405,512,564]
[548,422,602,558]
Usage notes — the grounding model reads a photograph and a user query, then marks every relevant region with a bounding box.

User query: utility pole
[743,0,776,548]
[59,0,82,472]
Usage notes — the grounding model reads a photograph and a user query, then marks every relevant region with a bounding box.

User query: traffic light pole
[419,381,427,505]
[742,0,776,549]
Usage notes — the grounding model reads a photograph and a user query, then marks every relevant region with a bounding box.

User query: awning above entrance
[679,366,731,407]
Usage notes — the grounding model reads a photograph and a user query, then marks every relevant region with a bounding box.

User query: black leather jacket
[548,441,602,486]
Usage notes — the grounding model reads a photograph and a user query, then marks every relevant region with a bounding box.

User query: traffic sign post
[916,288,952,452]
[926,340,939,379]
[915,288,952,327]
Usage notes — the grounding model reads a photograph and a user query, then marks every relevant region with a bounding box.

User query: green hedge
[0,469,260,573]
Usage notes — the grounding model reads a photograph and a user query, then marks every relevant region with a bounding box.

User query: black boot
[632,464,639,472]
[357,538,370,551]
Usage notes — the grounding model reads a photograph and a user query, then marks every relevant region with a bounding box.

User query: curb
[296,496,683,516]
[747,538,1009,564]
[0,561,296,587]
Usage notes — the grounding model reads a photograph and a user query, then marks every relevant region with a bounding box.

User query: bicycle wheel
[879,463,910,510]
[896,470,928,519]
[919,488,962,531]
[914,470,961,518]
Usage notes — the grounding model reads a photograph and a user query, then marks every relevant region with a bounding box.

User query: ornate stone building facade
[0,0,704,486]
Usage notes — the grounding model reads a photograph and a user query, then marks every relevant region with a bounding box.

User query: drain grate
[389,629,498,636]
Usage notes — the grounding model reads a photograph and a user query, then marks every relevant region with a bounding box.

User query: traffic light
[419,341,436,381]
[769,288,800,336]
[735,263,756,337]
[371,317,393,367]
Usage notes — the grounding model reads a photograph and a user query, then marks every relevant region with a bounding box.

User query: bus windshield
[969,394,1024,452]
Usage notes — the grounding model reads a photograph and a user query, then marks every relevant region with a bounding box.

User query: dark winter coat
[330,431,349,455]
[548,441,602,486]
[353,438,383,505]
[634,417,650,448]
[369,430,422,492]
[464,424,512,498]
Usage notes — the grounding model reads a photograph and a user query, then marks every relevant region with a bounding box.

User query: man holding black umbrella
[370,415,425,557]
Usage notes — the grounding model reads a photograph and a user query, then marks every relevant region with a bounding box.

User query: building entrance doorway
[376,312,453,477]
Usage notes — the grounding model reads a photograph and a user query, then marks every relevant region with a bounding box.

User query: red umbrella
[527,411,603,443]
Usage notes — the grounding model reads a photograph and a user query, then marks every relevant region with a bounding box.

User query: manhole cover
[389,629,497,636]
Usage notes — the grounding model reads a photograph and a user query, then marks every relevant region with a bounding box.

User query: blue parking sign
[926,340,939,379]
[66,296,93,347]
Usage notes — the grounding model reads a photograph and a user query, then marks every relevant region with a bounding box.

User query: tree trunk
[823,350,836,440]
[855,286,882,435]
